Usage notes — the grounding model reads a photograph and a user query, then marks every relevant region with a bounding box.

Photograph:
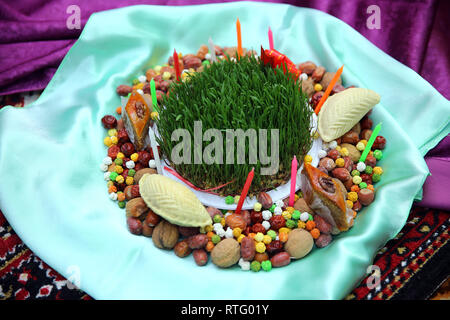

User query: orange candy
[116,106,122,115]
[305,220,316,231]
[248,233,256,239]
[206,241,215,252]
[206,231,215,240]
[279,232,289,243]
[367,184,375,191]
[108,185,117,194]
[350,185,360,193]
[310,228,320,239]
[117,192,125,202]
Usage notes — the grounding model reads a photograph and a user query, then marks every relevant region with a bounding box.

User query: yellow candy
[335,158,345,167]
[237,234,245,243]
[135,82,144,90]
[335,145,342,152]
[253,202,262,212]
[360,139,368,146]
[314,83,323,91]
[154,65,162,73]
[106,181,114,188]
[298,221,306,229]
[110,136,118,145]
[220,218,226,227]
[340,147,349,157]
[150,111,159,120]
[263,235,272,244]
[178,52,183,58]
[282,211,291,220]
[199,226,206,234]
[116,152,125,159]
[126,176,134,185]
[286,206,295,214]
[162,71,171,80]
[255,242,266,253]
[294,194,300,202]
[107,129,117,137]
[181,72,189,81]
[205,225,214,233]
[234,195,240,204]
[304,155,313,164]
[313,131,320,139]
[115,175,124,184]
[352,176,362,185]
[278,227,291,234]
[103,136,112,147]
[356,141,365,151]
[254,232,264,242]
[373,166,384,175]
[346,200,354,208]
[115,165,123,174]
[348,191,358,202]
[188,68,195,72]
[232,227,242,238]
[130,153,139,162]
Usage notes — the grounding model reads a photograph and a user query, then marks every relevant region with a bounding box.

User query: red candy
[251,223,266,234]
[372,136,386,150]
[266,240,283,256]
[138,151,152,165]
[269,215,285,231]
[108,145,120,159]
[121,142,135,157]
[250,211,263,224]
[117,129,129,144]
[101,115,117,129]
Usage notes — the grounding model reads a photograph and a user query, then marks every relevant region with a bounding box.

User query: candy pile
[99,43,386,271]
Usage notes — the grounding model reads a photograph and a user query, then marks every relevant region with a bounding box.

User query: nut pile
[99,44,386,271]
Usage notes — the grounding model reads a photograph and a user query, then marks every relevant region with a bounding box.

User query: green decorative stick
[150,79,159,113]
[359,122,382,162]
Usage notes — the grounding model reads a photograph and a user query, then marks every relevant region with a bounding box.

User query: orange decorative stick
[314,65,344,115]
[236,18,243,58]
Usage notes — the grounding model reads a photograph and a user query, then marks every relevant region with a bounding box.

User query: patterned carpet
[0,93,449,300]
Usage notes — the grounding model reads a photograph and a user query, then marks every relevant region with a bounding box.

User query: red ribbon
[260,46,301,80]
[163,166,235,195]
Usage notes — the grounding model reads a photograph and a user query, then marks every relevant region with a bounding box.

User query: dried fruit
[145,210,160,227]
[314,215,332,234]
[211,238,241,268]
[174,240,192,258]
[125,197,148,218]
[152,220,179,250]
[257,192,273,209]
[225,214,247,230]
[284,229,313,259]
[178,226,199,238]
[341,131,359,145]
[331,168,351,182]
[270,252,291,267]
[293,198,313,214]
[358,188,375,206]
[311,66,325,82]
[298,61,317,75]
[193,249,208,266]
[240,236,256,261]
[127,217,142,235]
[134,168,157,184]
[116,85,132,96]
[315,233,332,248]
[187,234,208,249]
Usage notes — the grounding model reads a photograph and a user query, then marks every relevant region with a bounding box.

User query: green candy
[291,210,301,220]
[118,201,126,208]
[114,158,123,166]
[267,230,277,240]
[269,204,276,213]
[372,173,381,183]
[308,214,314,221]
[359,182,368,189]
[128,169,136,177]
[365,166,373,174]
[261,260,272,271]
[373,149,383,160]
[286,219,296,229]
[211,234,221,244]
[250,261,261,272]
[351,170,360,177]
[213,214,222,223]
[109,172,118,181]
[132,78,140,85]
[225,196,234,205]
[202,60,210,66]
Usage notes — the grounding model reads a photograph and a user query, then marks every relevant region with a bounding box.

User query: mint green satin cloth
[0,2,449,300]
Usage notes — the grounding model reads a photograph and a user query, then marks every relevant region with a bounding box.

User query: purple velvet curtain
[1,0,449,209]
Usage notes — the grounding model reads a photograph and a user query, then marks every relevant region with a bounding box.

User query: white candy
[109,192,118,201]
[104,172,111,181]
[148,159,156,168]
[262,210,272,221]
[238,258,250,271]
[328,140,338,149]
[138,75,146,83]
[137,89,144,95]
[357,162,366,172]
[262,220,271,230]
[224,227,233,239]
[100,163,108,172]
[318,149,327,159]
[273,206,283,215]
[103,156,112,165]
[181,69,189,75]
[213,223,223,233]
[275,199,285,207]
[300,212,310,222]
[205,53,211,60]
[125,160,135,169]
[322,142,330,151]
[300,73,308,81]
[216,229,226,237]
[231,57,237,62]
[275,235,279,241]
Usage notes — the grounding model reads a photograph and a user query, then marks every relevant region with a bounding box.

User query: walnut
[152,220,179,250]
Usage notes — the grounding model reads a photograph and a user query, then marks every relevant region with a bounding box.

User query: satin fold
[0,2,448,300]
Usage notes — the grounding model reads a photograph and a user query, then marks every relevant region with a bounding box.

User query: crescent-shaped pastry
[139,174,212,227]
[318,88,380,142]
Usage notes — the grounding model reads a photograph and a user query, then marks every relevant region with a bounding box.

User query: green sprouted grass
[156,55,313,196]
